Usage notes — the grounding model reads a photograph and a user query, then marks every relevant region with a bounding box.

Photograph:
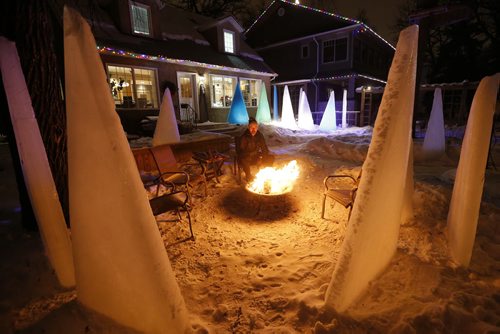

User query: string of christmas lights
[245,0,395,50]
[273,73,386,85]
[96,46,276,77]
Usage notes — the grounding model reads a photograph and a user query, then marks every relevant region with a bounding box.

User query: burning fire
[246,160,300,195]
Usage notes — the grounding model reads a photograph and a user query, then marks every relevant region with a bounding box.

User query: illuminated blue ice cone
[227,81,249,124]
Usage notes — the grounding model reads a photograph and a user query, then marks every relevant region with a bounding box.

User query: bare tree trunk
[5,0,69,225]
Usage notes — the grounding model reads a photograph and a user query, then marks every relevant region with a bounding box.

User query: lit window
[240,79,261,107]
[107,65,158,109]
[130,2,151,36]
[322,37,348,63]
[224,30,235,53]
[210,75,236,107]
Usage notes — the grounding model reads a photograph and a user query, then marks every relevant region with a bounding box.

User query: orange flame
[246,160,300,195]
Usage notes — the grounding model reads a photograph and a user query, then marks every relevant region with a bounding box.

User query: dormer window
[130,1,151,36]
[223,30,235,54]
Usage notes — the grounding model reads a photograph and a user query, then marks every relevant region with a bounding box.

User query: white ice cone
[342,89,347,128]
[325,25,419,312]
[0,37,75,288]
[297,91,315,130]
[281,85,297,129]
[401,142,414,224]
[152,88,180,146]
[422,88,445,159]
[64,7,189,333]
[319,91,337,131]
[447,73,500,267]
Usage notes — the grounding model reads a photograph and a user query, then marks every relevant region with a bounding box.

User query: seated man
[238,117,274,182]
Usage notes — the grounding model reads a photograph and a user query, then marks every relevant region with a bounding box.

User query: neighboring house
[245,0,395,126]
[81,0,276,133]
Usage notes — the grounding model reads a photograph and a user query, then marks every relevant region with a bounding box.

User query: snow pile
[2,124,499,333]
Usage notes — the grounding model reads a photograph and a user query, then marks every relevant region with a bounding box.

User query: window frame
[106,63,159,110]
[223,29,235,54]
[239,77,262,107]
[209,74,237,108]
[129,1,152,37]
[322,37,349,64]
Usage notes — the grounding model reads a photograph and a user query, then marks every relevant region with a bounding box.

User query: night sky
[333,0,406,43]
[249,0,408,44]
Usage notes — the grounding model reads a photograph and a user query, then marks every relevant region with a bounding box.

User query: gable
[246,0,358,48]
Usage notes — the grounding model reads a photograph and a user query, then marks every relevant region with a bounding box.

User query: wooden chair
[321,171,362,220]
[192,149,229,184]
[132,144,207,201]
[148,187,194,242]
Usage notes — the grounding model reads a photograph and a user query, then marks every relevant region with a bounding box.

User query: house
[245,0,395,126]
[81,0,276,134]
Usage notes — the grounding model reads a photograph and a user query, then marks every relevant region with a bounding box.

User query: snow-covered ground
[1,123,499,333]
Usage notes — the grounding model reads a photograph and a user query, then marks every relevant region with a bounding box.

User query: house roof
[197,15,245,33]
[245,0,394,50]
[56,0,275,75]
[271,70,387,86]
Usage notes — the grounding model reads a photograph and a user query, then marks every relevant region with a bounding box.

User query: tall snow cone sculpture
[255,85,271,123]
[319,90,337,131]
[422,88,445,159]
[447,73,500,267]
[342,89,348,128]
[273,85,279,121]
[298,90,315,130]
[152,88,180,146]
[281,85,298,129]
[64,7,189,333]
[227,80,249,124]
[324,25,418,312]
[0,37,75,288]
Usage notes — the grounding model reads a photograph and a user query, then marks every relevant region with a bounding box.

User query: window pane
[323,40,334,63]
[241,79,260,107]
[180,77,193,98]
[134,68,158,108]
[131,4,150,35]
[223,77,235,107]
[211,76,224,107]
[224,31,234,53]
[335,38,348,61]
[210,75,236,107]
[108,65,134,107]
[107,65,158,109]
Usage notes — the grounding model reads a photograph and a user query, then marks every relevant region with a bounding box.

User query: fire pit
[245,160,300,196]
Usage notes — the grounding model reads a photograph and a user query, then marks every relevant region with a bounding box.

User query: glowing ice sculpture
[324,25,419,312]
[227,80,249,124]
[298,91,315,130]
[256,85,271,123]
[422,88,445,159]
[319,91,337,131]
[152,88,180,146]
[447,73,500,267]
[281,85,298,129]
[342,89,347,128]
[0,37,75,288]
[273,85,279,121]
[64,7,189,333]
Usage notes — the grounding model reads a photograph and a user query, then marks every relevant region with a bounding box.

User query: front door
[177,72,197,122]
